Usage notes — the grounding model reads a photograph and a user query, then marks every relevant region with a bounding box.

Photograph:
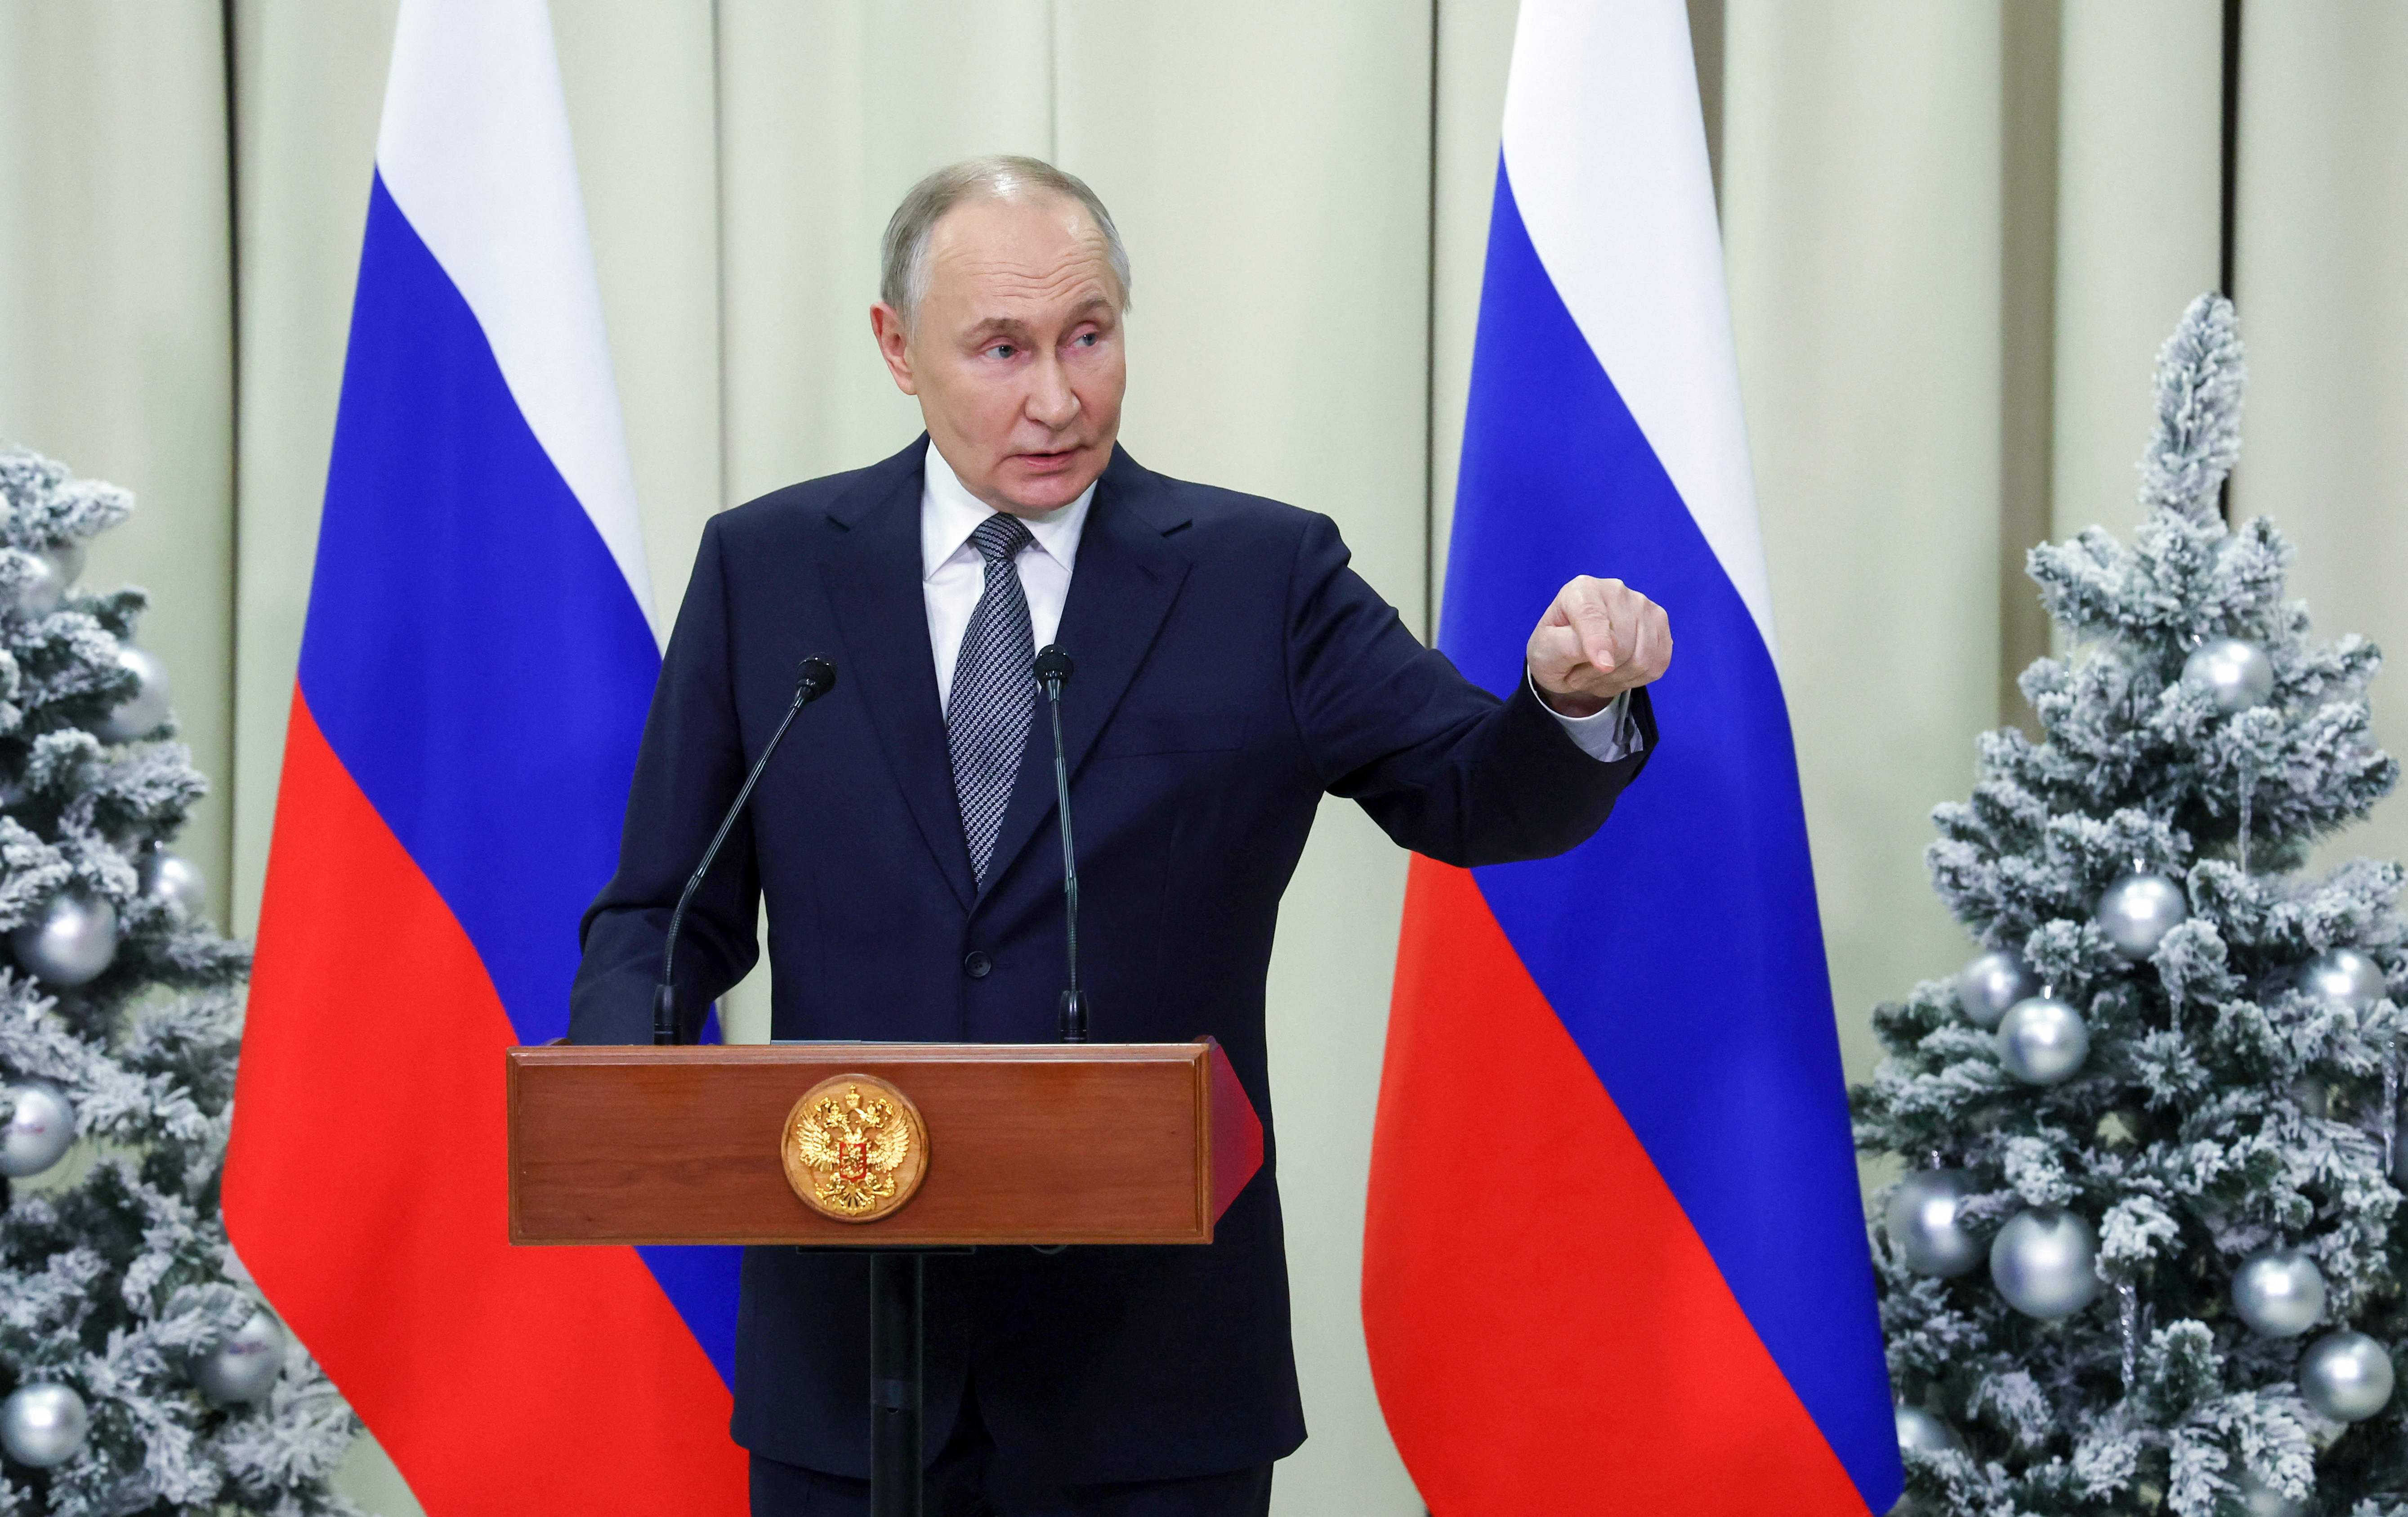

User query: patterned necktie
[947,512,1038,884]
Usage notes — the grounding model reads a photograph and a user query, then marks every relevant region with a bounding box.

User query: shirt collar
[920,442,1095,582]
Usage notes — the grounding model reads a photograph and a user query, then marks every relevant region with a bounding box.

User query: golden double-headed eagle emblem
[780,1075,929,1222]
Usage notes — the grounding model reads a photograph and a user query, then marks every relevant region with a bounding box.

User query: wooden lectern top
[507,1038,1264,1248]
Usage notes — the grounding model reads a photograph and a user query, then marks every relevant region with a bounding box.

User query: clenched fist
[1526,575,1672,717]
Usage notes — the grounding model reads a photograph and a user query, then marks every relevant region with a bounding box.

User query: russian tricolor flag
[223,1,746,1508]
[1362,3,1899,1512]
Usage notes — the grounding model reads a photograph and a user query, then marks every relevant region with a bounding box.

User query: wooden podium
[507,1039,1264,1514]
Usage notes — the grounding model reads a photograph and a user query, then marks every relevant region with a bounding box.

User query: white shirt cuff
[1528,672,1644,763]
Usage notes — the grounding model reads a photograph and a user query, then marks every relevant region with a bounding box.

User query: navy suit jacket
[571,436,1655,1483]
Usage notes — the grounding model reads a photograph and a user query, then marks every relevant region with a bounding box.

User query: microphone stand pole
[1035,645,1087,1043]
[868,1251,925,1517]
[653,657,836,1044]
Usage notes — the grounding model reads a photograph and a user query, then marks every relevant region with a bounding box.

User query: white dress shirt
[919,444,1642,761]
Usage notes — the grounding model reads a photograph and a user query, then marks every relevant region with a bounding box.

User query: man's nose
[1026,353,1081,430]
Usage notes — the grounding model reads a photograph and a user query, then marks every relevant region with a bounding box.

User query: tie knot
[969,512,1034,565]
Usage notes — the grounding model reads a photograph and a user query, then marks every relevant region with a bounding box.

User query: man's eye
[1072,332,1098,348]
[984,344,1016,360]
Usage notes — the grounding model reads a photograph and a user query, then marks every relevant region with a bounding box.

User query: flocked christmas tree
[1858,294,2408,1517]
[0,447,359,1514]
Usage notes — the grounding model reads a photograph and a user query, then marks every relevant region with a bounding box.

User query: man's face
[871,193,1126,516]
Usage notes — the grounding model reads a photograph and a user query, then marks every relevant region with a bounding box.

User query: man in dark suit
[572,155,1671,1517]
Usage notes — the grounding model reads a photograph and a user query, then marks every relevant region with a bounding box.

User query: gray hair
[879,155,1132,322]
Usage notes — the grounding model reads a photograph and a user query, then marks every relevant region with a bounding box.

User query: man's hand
[1526,575,1672,717]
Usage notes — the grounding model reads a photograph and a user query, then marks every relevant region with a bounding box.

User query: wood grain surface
[507,1040,1254,1247]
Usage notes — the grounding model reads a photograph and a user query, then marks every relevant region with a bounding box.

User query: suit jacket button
[962,950,993,979]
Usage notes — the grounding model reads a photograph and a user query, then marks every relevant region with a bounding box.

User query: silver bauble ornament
[2184,636,2276,714]
[141,848,206,919]
[190,1307,285,1405]
[2298,1329,2395,1422]
[1886,1170,1985,1277]
[0,1079,76,1177]
[1996,995,2090,1085]
[2231,1467,2309,1517]
[0,1382,87,1468]
[2232,1247,2327,1338]
[1894,1404,1963,1456]
[2095,871,2189,962]
[9,552,62,618]
[1956,949,2033,1030]
[10,892,118,987]
[95,645,170,743]
[1990,1206,2100,1320]
[2299,948,2386,1012]
[43,542,83,590]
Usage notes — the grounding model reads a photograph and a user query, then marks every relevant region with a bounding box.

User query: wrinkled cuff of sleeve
[1526,671,1645,763]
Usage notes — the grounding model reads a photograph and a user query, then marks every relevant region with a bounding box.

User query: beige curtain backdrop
[5,2,2407,1512]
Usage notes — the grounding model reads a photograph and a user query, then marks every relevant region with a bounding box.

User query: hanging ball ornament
[140,848,206,919]
[2299,1330,2395,1423]
[42,541,83,590]
[0,1078,75,1178]
[190,1307,286,1405]
[9,552,63,618]
[1996,994,2090,1086]
[2231,1467,2309,1517]
[2232,1247,2328,1338]
[10,892,118,988]
[6,544,75,618]
[0,1382,88,1469]
[2095,870,2190,962]
[2184,636,2277,715]
[1990,1206,2100,1320]
[1886,1169,1985,1277]
[1956,949,2034,1030]
[2299,948,2387,1013]
[1894,1404,1964,1457]
[94,646,170,743]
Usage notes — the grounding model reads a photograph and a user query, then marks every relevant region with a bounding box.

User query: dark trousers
[746,1384,1273,1517]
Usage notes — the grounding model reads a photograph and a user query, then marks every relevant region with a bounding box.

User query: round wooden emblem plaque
[780,1074,929,1222]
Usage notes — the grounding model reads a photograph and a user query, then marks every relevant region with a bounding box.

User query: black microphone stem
[1034,646,1087,1043]
[654,658,836,1045]
[1046,691,1083,1040]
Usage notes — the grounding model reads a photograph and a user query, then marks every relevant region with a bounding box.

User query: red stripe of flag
[1363,857,1868,1515]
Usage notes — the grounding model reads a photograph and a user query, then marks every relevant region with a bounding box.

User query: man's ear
[869,303,918,396]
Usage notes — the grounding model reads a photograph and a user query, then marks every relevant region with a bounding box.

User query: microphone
[1033,645,1087,1043]
[652,657,837,1046]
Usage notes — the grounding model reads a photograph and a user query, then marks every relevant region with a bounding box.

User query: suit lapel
[979,448,1192,899]
[816,437,978,909]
